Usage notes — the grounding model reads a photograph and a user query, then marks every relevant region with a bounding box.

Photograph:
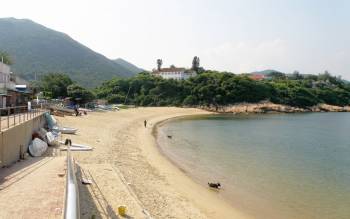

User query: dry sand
[57,107,253,219]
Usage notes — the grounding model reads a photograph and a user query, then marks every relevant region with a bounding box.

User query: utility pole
[124,85,131,105]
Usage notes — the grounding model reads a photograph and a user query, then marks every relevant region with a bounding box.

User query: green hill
[113,58,143,74]
[251,69,282,75]
[0,18,139,88]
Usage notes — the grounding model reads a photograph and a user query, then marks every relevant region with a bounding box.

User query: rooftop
[153,67,198,75]
[153,67,186,73]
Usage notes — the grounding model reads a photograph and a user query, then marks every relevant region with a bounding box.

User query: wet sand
[57,107,252,219]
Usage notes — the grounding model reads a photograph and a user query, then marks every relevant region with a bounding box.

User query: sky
[1,0,349,78]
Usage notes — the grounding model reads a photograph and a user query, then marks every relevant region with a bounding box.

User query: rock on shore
[200,102,350,113]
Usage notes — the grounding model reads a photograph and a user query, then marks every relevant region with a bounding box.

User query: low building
[152,67,197,80]
[0,61,32,107]
[249,74,266,81]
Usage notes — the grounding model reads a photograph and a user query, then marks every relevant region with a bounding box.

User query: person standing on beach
[144,120,147,128]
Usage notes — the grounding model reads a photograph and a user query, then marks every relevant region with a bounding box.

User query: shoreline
[151,112,350,219]
[57,107,252,218]
[139,109,253,219]
[151,115,248,214]
[151,115,197,175]
[151,113,288,219]
[152,112,283,219]
[199,102,350,113]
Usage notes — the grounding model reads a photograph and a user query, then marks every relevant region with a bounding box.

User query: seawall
[0,113,46,167]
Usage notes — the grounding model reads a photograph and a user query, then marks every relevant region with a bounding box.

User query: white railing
[0,105,47,131]
[64,145,80,219]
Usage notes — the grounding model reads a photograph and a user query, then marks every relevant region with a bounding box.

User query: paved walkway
[0,156,66,219]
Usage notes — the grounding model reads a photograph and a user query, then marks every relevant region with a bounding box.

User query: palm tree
[157,59,163,71]
[192,56,200,71]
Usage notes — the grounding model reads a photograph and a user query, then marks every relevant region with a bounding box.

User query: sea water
[157,113,350,219]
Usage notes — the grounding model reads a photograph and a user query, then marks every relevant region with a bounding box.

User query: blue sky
[1,0,349,78]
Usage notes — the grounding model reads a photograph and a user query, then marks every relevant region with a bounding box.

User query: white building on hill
[152,67,197,80]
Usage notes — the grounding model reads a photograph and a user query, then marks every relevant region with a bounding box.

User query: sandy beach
[57,107,252,219]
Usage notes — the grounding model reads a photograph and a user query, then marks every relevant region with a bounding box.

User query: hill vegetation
[95,71,350,108]
[37,73,95,103]
[0,51,13,65]
[251,69,283,75]
[0,18,138,88]
[113,58,143,74]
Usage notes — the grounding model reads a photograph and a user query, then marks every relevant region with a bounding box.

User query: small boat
[53,126,78,134]
[78,107,93,112]
[59,141,91,148]
[60,146,93,151]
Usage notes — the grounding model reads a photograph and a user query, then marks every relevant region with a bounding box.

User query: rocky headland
[201,102,350,114]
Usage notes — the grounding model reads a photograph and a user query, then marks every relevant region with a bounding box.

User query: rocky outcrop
[312,104,350,112]
[199,102,350,114]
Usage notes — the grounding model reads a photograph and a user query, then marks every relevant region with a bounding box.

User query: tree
[30,80,42,96]
[95,69,350,108]
[288,87,318,107]
[192,56,200,72]
[106,94,125,104]
[40,73,73,98]
[268,71,286,79]
[157,59,163,71]
[291,71,303,80]
[67,84,95,103]
[0,50,14,65]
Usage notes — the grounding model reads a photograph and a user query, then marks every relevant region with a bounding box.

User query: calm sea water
[157,113,350,219]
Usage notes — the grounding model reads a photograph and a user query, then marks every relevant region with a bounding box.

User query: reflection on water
[157,113,350,219]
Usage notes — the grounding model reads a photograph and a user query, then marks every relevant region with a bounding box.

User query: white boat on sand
[59,140,93,151]
[53,126,78,134]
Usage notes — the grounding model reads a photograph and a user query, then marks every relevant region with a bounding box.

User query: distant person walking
[144,120,147,128]
[74,104,79,116]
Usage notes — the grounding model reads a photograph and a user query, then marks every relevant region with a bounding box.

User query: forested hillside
[0,18,138,87]
[95,71,350,108]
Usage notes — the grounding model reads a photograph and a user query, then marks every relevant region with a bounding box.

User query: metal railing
[0,105,48,131]
[64,146,80,219]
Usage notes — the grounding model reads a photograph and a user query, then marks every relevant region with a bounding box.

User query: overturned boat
[44,112,78,134]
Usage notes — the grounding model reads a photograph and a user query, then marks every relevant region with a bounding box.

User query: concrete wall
[0,62,10,75]
[0,114,46,167]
